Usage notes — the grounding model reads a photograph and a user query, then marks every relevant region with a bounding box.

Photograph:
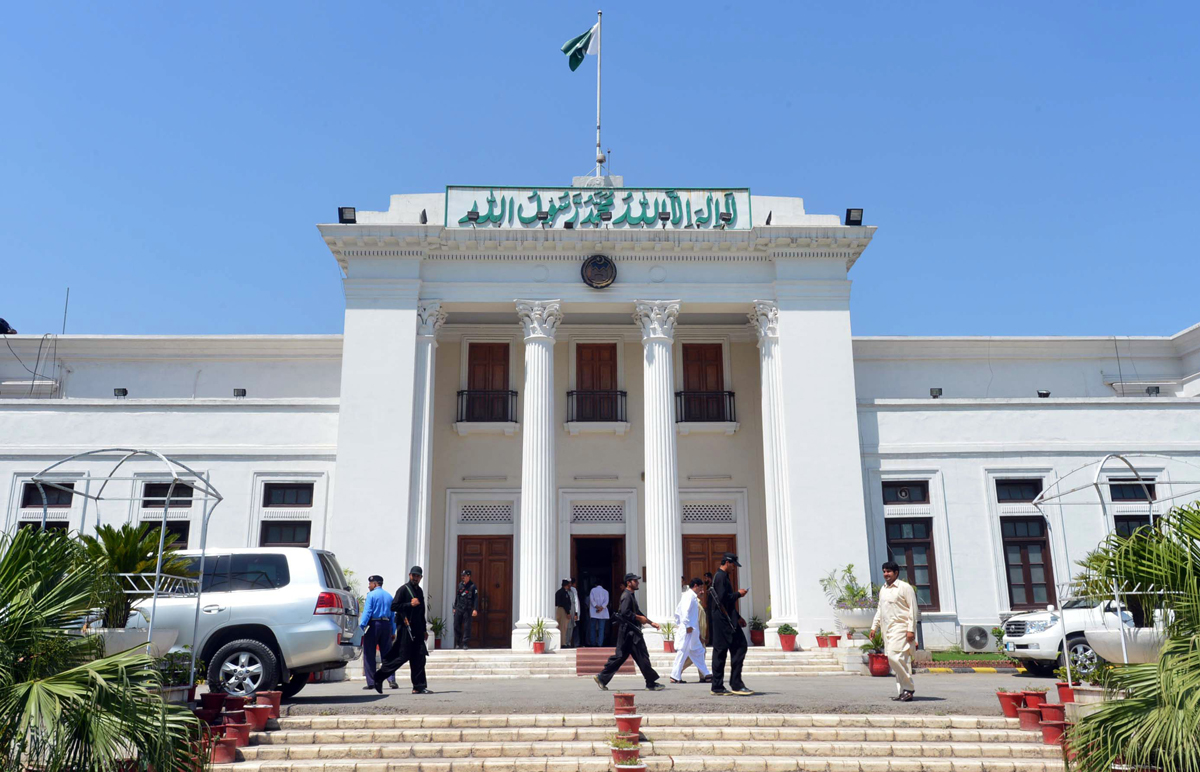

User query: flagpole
[595,10,603,177]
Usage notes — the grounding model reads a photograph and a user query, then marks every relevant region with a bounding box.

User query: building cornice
[859,397,1200,409]
[0,335,344,361]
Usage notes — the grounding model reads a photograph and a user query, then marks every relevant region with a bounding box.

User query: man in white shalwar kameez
[670,578,712,683]
[870,560,920,701]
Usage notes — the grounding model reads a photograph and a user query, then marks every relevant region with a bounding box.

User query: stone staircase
[215,713,1065,771]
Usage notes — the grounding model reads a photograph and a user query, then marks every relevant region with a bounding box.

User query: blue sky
[2,2,1197,337]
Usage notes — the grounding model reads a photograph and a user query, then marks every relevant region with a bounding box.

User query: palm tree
[80,522,193,630]
[1068,502,1200,772]
[0,527,204,771]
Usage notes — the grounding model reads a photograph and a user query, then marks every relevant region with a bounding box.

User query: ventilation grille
[682,503,735,523]
[261,508,313,521]
[460,503,514,524]
[140,510,192,522]
[18,509,70,522]
[571,503,624,523]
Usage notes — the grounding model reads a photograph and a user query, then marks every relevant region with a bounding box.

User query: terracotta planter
[996,691,1024,718]
[224,722,251,748]
[615,732,639,746]
[223,695,248,711]
[663,640,675,653]
[613,766,647,772]
[1039,703,1067,723]
[242,704,272,732]
[815,635,829,648]
[434,638,442,650]
[614,714,643,735]
[1016,706,1042,732]
[223,710,246,726]
[532,641,546,654]
[1056,682,1075,704]
[256,690,282,719]
[868,652,891,677]
[610,747,640,765]
[1021,690,1049,709]
[613,693,636,710]
[193,708,220,724]
[211,737,238,765]
[1040,720,1067,745]
[750,629,765,646]
[827,635,841,648]
[200,691,227,711]
[779,633,797,652]
[614,704,637,715]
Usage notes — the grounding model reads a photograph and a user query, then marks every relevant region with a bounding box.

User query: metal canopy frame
[30,448,224,685]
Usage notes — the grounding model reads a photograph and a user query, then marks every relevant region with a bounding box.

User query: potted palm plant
[777,623,798,652]
[820,563,879,633]
[749,616,766,646]
[659,621,676,652]
[860,628,891,677]
[526,618,548,653]
[429,616,446,650]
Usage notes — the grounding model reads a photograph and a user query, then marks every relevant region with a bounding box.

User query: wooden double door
[455,536,513,648]
[683,534,739,645]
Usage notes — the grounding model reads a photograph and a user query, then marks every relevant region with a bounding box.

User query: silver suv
[127,548,361,698]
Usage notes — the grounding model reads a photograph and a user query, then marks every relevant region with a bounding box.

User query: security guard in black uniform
[709,552,753,696]
[593,573,666,692]
[453,569,479,649]
[373,565,432,694]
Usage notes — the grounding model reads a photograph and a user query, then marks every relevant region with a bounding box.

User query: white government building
[4,179,1199,652]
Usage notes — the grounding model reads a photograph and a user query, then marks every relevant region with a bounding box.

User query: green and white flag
[561,23,599,71]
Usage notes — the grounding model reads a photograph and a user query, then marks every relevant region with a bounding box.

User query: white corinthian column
[634,300,683,634]
[405,300,446,576]
[750,300,798,647]
[512,299,563,650]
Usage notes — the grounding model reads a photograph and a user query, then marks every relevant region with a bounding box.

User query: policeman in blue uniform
[358,574,398,690]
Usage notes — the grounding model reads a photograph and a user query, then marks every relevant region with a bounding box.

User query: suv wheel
[1064,634,1101,677]
[279,672,308,699]
[209,639,279,697]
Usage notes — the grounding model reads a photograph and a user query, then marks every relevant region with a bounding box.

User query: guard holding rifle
[452,569,479,649]
[709,553,753,696]
[593,573,666,692]
[372,565,433,695]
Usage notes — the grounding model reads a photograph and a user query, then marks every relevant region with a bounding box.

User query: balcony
[455,390,519,436]
[674,391,739,435]
[564,391,630,436]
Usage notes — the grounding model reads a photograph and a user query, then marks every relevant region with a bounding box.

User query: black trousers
[375,632,427,690]
[710,626,748,692]
[453,608,472,647]
[597,632,660,688]
[361,619,396,687]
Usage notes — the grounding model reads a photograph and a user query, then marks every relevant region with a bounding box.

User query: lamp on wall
[1146,386,1161,397]
[114,388,128,398]
[600,211,612,228]
[1037,390,1051,398]
[845,208,863,226]
[717,212,733,230]
[929,388,943,399]
[536,210,549,228]
[338,207,356,224]
[466,210,479,229]
[658,210,670,229]
[233,388,247,398]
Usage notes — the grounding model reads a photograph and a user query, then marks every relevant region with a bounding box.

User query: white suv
[127,548,361,698]
[1001,598,1104,677]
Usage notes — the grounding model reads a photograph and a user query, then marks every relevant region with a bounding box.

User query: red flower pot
[614,714,643,735]
[193,708,219,724]
[616,732,639,746]
[613,693,636,710]
[1056,682,1075,704]
[1039,720,1067,745]
[256,690,282,719]
[200,692,227,712]
[1039,703,1066,723]
[614,704,637,715]
[1021,691,1048,710]
[223,710,246,726]
[211,737,238,765]
[868,652,891,677]
[828,635,841,648]
[815,635,829,648]
[779,633,797,652]
[610,747,640,765]
[242,704,272,732]
[1016,706,1042,732]
[434,638,442,650]
[223,695,248,712]
[996,691,1024,718]
[224,722,251,748]
[750,630,765,646]
[663,640,675,653]
[613,765,646,772]
[532,641,546,654]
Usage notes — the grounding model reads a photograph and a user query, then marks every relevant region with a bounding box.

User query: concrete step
[272,715,1025,731]
[215,757,1065,771]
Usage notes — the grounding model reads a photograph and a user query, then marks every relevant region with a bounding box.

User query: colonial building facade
[4,180,1199,651]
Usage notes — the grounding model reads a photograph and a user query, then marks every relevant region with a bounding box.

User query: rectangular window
[885,518,940,610]
[263,483,314,508]
[259,520,311,547]
[18,521,69,531]
[1109,478,1156,502]
[21,482,74,508]
[996,479,1044,503]
[229,553,291,591]
[142,482,194,509]
[1001,516,1056,610]
[881,481,930,505]
[1114,515,1152,538]
[161,521,190,548]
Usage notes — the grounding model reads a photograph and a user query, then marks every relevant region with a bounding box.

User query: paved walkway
[284,672,1034,717]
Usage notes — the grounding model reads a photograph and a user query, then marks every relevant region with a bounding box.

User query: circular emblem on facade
[581,254,616,289]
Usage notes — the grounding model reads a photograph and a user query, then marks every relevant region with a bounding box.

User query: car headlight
[1024,616,1059,634]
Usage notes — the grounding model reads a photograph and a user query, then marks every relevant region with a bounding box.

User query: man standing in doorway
[568,578,581,648]
[373,566,432,694]
[671,578,712,684]
[358,575,398,690]
[593,573,666,691]
[709,553,753,696]
[555,579,573,649]
[587,580,609,646]
[870,560,919,702]
[452,569,479,650]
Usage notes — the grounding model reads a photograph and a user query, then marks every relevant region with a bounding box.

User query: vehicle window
[317,552,348,590]
[230,554,290,591]
[201,555,231,593]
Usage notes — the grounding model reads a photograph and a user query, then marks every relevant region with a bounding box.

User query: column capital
[749,300,780,343]
[515,299,563,341]
[633,300,681,342]
[416,300,447,338]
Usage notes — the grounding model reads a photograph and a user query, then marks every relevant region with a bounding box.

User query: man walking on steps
[671,578,712,684]
[452,569,478,649]
[709,553,753,696]
[373,565,432,695]
[870,560,920,702]
[358,575,398,690]
[593,573,666,692]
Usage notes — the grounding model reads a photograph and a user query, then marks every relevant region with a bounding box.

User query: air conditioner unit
[962,625,993,652]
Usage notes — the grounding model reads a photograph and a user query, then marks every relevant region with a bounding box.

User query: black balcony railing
[675,391,736,423]
[566,390,627,423]
[457,390,518,423]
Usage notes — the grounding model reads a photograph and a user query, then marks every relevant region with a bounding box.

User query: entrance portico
[320,183,877,649]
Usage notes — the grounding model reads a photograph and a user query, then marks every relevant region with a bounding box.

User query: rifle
[707,585,740,633]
